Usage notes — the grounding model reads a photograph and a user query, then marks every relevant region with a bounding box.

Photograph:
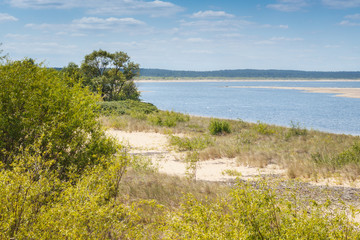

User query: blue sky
[1,0,360,71]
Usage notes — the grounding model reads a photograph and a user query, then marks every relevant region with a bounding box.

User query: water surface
[137,81,360,135]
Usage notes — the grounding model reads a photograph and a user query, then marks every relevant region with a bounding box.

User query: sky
[1,0,360,71]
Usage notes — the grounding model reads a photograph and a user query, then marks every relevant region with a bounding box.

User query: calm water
[137,81,360,135]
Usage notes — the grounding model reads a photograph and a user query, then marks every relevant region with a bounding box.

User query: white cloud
[25,16,146,32]
[261,24,289,29]
[324,44,340,48]
[0,13,18,22]
[255,36,303,45]
[339,13,360,26]
[171,37,211,43]
[179,19,254,32]
[254,40,276,45]
[267,0,308,12]
[8,0,183,17]
[72,17,145,30]
[5,33,29,39]
[345,13,360,19]
[182,49,213,54]
[270,37,303,41]
[339,20,360,26]
[322,0,360,8]
[89,0,184,17]
[191,10,234,19]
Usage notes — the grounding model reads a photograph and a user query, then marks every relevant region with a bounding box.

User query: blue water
[137,81,360,135]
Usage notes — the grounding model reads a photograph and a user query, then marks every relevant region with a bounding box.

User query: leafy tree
[0,59,119,179]
[0,43,8,63]
[81,49,140,101]
[61,62,82,82]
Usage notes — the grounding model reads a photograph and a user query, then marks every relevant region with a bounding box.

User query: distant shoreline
[136,79,360,99]
[135,79,360,83]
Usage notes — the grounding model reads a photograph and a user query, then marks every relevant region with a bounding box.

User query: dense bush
[209,119,231,135]
[165,180,359,239]
[98,100,158,116]
[0,60,118,178]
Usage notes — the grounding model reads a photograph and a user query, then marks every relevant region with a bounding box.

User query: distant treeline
[138,68,360,79]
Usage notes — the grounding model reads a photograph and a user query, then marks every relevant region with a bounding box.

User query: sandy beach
[107,130,285,182]
[107,130,360,188]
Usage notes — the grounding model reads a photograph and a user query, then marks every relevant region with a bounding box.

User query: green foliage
[0,147,62,239]
[165,179,360,239]
[61,62,82,81]
[222,169,242,177]
[0,60,118,178]
[209,119,231,135]
[169,135,213,151]
[335,141,360,165]
[253,121,276,135]
[0,43,7,63]
[98,100,158,116]
[312,142,360,167]
[147,111,190,127]
[184,151,200,181]
[0,145,158,239]
[81,49,140,101]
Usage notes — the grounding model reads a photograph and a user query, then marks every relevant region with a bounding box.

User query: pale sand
[107,130,287,182]
[228,86,360,99]
[107,130,360,188]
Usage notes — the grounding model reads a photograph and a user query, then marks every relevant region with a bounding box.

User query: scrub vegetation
[1,57,359,239]
[101,101,360,182]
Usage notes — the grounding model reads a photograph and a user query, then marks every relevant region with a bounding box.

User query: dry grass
[119,167,228,209]
[101,111,360,182]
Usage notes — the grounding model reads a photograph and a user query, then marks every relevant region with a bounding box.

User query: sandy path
[107,130,285,182]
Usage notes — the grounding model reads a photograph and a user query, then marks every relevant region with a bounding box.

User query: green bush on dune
[0,60,119,179]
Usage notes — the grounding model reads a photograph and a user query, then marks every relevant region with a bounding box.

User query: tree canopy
[80,50,140,101]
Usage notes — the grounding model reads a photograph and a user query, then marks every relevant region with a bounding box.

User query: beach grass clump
[147,111,190,127]
[286,121,307,138]
[209,119,231,135]
[253,121,276,135]
[169,135,214,151]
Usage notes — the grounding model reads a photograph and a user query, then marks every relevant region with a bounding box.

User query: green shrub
[98,100,158,116]
[311,142,360,168]
[165,179,359,239]
[335,141,360,165]
[253,121,276,135]
[0,60,118,178]
[209,119,231,135]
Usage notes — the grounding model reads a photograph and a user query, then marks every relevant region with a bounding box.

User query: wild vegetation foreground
[1,61,360,239]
